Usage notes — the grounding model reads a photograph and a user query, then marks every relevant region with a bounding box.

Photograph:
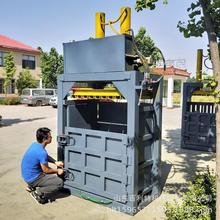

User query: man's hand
[55,161,64,168]
[57,168,64,175]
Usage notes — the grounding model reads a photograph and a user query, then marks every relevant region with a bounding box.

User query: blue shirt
[21,142,48,183]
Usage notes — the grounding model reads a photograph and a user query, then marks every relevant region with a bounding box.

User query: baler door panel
[64,127,129,202]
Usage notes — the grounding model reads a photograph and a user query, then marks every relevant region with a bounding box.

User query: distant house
[152,66,190,108]
[0,35,41,95]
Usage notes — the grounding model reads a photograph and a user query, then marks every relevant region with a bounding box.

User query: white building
[152,66,190,108]
[0,35,41,95]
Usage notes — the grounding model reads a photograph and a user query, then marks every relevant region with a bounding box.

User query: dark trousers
[28,173,63,198]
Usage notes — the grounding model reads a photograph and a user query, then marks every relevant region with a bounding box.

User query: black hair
[36,127,51,143]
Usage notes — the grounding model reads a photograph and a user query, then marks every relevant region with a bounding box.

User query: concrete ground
[0,105,215,220]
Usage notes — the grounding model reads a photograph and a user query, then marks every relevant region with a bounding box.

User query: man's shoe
[26,186,36,192]
[30,190,48,204]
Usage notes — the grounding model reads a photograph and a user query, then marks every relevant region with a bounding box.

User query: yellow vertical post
[196,49,203,81]
[95,12,105,38]
[120,7,131,35]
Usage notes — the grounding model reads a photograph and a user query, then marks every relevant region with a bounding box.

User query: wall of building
[0,49,41,94]
[0,49,41,80]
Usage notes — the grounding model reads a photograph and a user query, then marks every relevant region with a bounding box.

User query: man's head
[36,127,52,146]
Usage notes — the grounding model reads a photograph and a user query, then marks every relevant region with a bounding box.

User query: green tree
[39,47,63,88]
[135,27,162,65]
[136,0,168,11]
[16,69,36,95]
[3,52,16,94]
[186,76,197,82]
[135,0,220,74]
[177,0,220,77]
[135,1,220,218]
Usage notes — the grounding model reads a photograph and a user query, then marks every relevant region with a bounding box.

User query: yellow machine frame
[72,88,123,100]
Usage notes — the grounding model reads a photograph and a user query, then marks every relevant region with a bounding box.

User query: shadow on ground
[160,161,188,196]
[52,188,71,201]
[160,161,172,191]
[162,128,215,195]
[0,117,46,127]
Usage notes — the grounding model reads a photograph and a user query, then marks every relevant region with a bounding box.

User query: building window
[35,80,40,88]
[0,78,4,93]
[0,51,9,67]
[22,55,35,69]
[11,79,15,94]
[0,78,15,94]
[163,80,168,98]
[174,80,181,93]
[0,52,2,66]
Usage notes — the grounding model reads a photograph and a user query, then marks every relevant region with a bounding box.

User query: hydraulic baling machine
[57,7,163,215]
[181,49,216,152]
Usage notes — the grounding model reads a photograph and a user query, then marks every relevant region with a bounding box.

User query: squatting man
[21,127,64,204]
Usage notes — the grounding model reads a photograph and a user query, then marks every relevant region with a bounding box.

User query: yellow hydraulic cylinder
[120,7,131,35]
[95,12,105,38]
[196,49,203,81]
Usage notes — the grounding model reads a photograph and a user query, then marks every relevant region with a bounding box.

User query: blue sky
[0,0,210,75]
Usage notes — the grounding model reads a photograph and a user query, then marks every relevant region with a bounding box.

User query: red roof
[152,66,191,77]
[0,35,40,54]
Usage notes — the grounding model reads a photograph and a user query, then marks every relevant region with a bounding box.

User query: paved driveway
[0,105,215,220]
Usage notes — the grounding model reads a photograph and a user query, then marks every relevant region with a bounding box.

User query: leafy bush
[16,69,36,95]
[0,97,21,105]
[165,168,216,220]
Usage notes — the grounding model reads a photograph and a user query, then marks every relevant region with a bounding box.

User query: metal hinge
[125,137,134,148]
[122,155,132,166]
[122,175,132,186]
[126,175,132,185]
